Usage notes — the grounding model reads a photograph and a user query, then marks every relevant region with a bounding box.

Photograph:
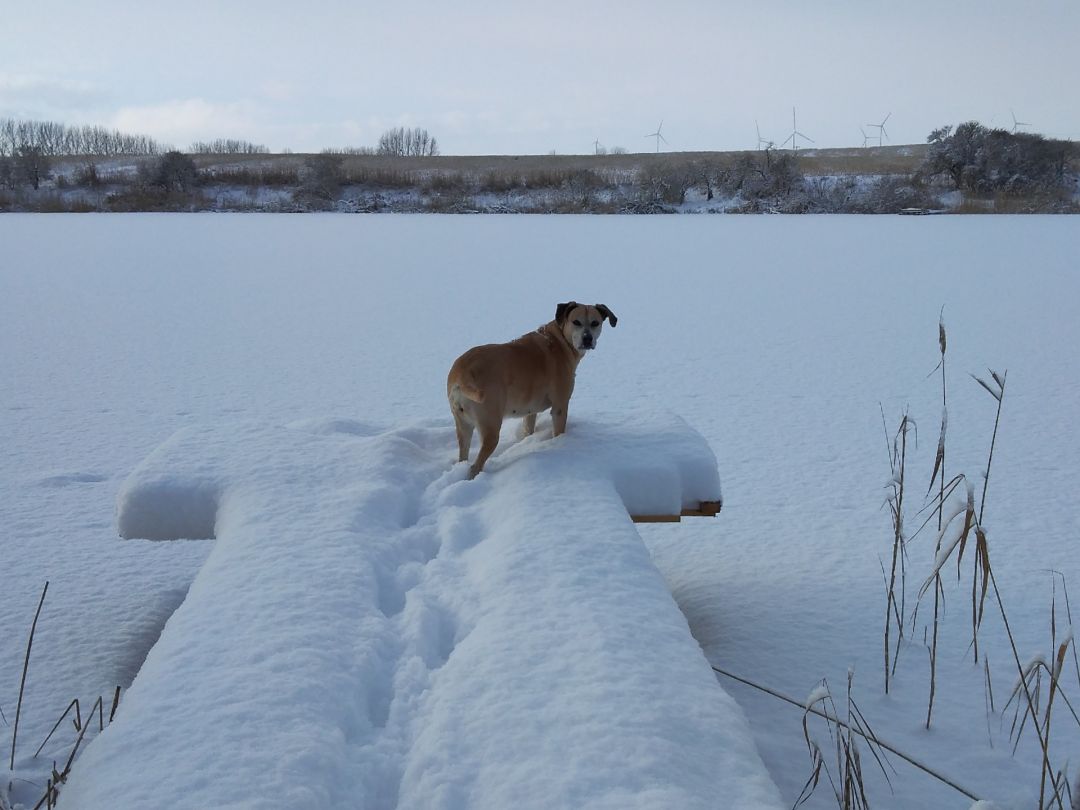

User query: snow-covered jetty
[62,413,781,809]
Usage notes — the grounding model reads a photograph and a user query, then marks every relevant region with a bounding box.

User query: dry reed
[881,410,912,693]
[11,582,48,771]
[794,672,892,809]
[2,583,121,810]
[712,666,979,803]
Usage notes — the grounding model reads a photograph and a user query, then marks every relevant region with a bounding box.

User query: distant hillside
[4,142,1077,214]
[186,144,931,177]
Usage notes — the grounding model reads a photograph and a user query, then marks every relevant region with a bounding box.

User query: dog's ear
[595,304,617,327]
[555,301,579,325]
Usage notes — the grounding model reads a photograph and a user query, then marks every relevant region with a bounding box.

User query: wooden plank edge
[631,514,682,523]
[630,500,722,524]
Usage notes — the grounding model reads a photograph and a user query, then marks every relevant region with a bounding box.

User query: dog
[447,301,617,479]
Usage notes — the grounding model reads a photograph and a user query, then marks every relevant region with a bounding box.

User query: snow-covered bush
[921,122,1076,195]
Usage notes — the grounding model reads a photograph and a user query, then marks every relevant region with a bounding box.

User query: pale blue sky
[2,0,1077,154]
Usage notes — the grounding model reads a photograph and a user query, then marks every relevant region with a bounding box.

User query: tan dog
[447,301,617,478]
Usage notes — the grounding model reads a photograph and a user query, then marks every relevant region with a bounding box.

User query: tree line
[0,118,442,192]
[0,118,165,157]
[0,118,439,159]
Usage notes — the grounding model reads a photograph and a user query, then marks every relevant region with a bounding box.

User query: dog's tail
[450,380,486,404]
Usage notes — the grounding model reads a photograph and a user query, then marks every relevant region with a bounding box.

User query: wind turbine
[860,127,871,148]
[644,120,668,153]
[780,107,814,151]
[593,138,603,155]
[867,112,891,147]
[1011,109,1030,133]
[755,120,774,150]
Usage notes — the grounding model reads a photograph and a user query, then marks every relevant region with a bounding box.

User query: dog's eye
[572,320,581,326]
[591,321,599,328]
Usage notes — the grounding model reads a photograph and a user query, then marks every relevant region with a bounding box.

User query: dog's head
[555,301,617,353]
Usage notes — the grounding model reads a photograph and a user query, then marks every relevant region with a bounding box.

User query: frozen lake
[2,213,1078,808]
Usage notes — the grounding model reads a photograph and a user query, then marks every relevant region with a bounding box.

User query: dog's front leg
[551,402,568,437]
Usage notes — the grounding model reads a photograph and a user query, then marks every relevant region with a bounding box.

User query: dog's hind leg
[452,409,474,463]
[468,422,500,479]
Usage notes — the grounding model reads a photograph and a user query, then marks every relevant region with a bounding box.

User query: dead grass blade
[975,369,1006,522]
[793,741,825,808]
[983,655,996,746]
[23,687,120,810]
[33,700,82,759]
[1046,571,1080,692]
[917,483,974,597]
[927,426,946,499]
[971,372,1003,402]
[11,582,49,771]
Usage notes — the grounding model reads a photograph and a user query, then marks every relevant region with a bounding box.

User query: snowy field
[1,213,1078,809]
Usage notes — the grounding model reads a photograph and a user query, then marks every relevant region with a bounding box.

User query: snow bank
[61,413,778,810]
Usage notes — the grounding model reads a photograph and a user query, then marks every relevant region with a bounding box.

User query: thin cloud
[109,99,263,148]
[0,73,106,119]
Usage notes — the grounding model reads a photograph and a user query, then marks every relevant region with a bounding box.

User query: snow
[61,415,769,809]
[1,213,1079,810]
[805,685,831,709]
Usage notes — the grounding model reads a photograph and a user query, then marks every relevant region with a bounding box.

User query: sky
[2,0,1078,155]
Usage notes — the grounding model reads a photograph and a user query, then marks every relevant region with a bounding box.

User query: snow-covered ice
[2,213,1078,810]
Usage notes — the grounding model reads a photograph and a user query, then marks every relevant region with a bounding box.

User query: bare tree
[14,146,50,189]
[376,127,439,157]
[0,154,15,189]
[190,139,269,155]
[297,153,345,206]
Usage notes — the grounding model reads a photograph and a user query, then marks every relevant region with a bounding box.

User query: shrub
[921,122,1076,194]
[105,188,206,212]
[422,189,476,213]
[73,161,102,188]
[298,154,344,202]
[636,162,701,205]
[140,151,199,192]
[347,167,420,189]
[202,166,300,187]
[421,172,473,194]
[477,171,522,194]
[857,175,940,213]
